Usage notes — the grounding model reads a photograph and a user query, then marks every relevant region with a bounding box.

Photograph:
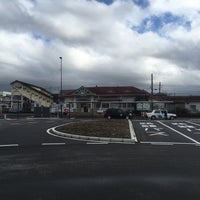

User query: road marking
[150,142,173,146]
[42,143,66,146]
[148,132,168,136]
[10,123,20,125]
[87,142,109,145]
[128,120,138,142]
[186,121,200,127]
[140,141,196,145]
[158,121,200,144]
[0,144,19,147]
[27,121,38,124]
[149,125,157,128]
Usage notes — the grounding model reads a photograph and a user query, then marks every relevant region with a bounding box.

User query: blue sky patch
[96,0,114,5]
[133,12,191,34]
[33,33,42,40]
[132,0,150,9]
[95,0,150,8]
[32,33,51,44]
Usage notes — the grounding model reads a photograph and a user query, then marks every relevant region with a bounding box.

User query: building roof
[10,80,52,98]
[62,86,149,96]
[88,86,149,95]
[153,94,200,103]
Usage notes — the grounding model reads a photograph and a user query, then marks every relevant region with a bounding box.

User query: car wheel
[151,116,156,120]
[108,116,111,119]
[170,116,174,120]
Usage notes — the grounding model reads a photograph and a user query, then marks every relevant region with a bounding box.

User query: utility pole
[159,82,161,94]
[151,73,153,96]
[59,57,63,118]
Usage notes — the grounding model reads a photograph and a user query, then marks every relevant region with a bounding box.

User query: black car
[104,108,132,119]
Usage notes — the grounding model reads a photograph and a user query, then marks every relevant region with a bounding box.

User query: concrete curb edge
[48,122,136,144]
[128,119,138,142]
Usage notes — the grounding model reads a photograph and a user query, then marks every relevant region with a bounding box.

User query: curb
[128,119,138,142]
[48,123,136,144]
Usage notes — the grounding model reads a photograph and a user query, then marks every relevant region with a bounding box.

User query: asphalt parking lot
[133,119,200,145]
[2,118,200,200]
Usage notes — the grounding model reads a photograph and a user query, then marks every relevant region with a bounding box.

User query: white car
[97,108,106,114]
[146,110,176,120]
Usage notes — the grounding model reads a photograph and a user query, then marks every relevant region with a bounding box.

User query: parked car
[146,109,176,120]
[104,108,132,119]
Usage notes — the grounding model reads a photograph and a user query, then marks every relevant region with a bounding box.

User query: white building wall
[185,102,200,112]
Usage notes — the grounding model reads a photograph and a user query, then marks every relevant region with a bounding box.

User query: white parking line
[86,142,109,145]
[140,141,196,146]
[0,144,19,147]
[41,143,66,146]
[186,121,200,127]
[158,121,200,144]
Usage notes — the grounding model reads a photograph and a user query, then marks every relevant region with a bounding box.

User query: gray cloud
[1,0,200,95]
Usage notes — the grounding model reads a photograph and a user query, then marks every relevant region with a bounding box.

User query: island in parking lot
[56,120,131,138]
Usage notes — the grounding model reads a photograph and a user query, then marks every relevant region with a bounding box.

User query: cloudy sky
[1,0,200,95]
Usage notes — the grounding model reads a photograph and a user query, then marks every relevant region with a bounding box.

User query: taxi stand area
[132,119,200,146]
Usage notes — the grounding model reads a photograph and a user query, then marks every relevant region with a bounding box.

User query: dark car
[104,108,132,119]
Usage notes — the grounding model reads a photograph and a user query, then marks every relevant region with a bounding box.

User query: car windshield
[155,110,160,113]
[1,1,200,199]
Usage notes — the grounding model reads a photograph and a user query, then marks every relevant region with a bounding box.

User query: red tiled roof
[62,90,75,96]
[62,86,149,96]
[87,86,148,95]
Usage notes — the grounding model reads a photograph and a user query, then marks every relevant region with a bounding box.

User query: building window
[102,103,109,109]
[190,105,196,112]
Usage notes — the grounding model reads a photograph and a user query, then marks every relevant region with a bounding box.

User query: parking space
[132,120,200,145]
[164,120,200,143]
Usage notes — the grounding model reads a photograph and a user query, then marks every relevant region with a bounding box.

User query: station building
[11,80,198,116]
[62,85,150,113]
[10,80,151,114]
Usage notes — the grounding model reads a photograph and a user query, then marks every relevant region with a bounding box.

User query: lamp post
[59,57,63,118]
[151,73,153,110]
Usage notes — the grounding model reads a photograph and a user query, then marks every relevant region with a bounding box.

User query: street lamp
[59,57,63,118]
